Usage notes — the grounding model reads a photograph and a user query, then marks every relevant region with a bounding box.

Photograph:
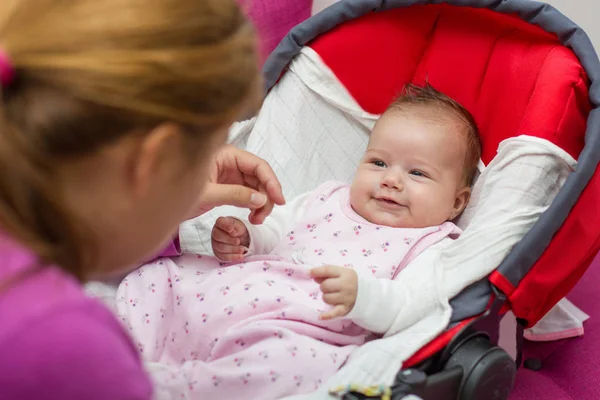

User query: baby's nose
[381,173,403,190]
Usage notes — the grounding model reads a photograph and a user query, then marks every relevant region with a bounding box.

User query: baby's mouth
[374,196,404,208]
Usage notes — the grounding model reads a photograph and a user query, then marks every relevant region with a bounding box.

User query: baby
[213,83,481,320]
[116,83,481,400]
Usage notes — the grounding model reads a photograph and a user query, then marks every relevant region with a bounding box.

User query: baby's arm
[243,190,311,255]
[346,238,453,336]
[211,191,312,259]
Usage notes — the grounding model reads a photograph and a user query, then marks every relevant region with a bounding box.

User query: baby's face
[350,110,471,228]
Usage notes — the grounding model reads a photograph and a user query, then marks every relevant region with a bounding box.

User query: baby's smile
[373,196,406,209]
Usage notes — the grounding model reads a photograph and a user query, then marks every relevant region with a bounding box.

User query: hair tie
[0,50,15,88]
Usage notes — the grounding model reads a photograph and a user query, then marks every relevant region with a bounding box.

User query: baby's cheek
[348,190,364,212]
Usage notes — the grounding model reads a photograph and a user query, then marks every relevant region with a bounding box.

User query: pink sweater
[0,236,180,399]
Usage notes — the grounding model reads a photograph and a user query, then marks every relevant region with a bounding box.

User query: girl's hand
[189,145,285,224]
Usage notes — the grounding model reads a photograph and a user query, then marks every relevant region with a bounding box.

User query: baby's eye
[409,170,426,177]
[371,160,386,168]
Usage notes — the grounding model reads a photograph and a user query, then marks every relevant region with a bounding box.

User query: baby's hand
[211,217,250,262]
[310,265,358,320]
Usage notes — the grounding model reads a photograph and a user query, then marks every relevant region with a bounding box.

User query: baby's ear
[450,186,471,220]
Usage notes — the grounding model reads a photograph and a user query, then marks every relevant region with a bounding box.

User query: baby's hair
[387,83,482,186]
[0,0,260,279]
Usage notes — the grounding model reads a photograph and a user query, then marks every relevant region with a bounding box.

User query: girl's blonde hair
[0,0,260,279]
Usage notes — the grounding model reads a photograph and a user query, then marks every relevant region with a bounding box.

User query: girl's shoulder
[0,265,152,399]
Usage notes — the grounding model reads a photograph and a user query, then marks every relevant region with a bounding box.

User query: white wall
[545,0,599,50]
[312,0,600,51]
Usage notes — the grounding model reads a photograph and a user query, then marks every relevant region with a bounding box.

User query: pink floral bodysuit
[116,181,459,399]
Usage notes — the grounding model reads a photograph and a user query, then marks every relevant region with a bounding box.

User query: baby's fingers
[319,305,348,320]
[319,278,342,294]
[322,292,344,306]
[213,241,247,256]
[310,265,342,280]
[215,216,247,238]
[212,236,248,262]
[212,226,240,246]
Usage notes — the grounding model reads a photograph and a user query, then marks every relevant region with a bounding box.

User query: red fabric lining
[403,318,476,367]
[510,171,600,327]
[490,271,516,297]
[305,4,594,340]
[308,4,589,163]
